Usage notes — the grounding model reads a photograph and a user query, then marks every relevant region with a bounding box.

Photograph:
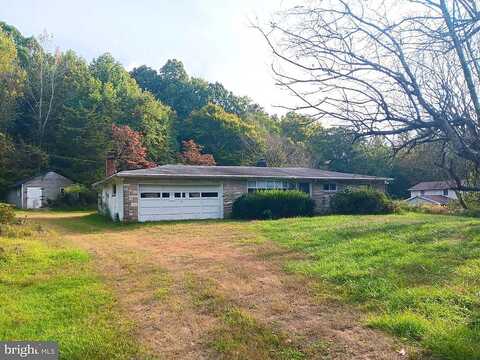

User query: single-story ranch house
[6,171,73,209]
[93,164,391,222]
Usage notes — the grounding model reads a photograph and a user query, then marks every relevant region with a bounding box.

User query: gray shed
[6,171,73,209]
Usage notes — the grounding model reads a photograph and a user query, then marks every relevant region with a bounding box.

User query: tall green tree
[182,103,264,165]
[307,127,361,171]
[45,51,108,182]
[91,53,177,164]
[0,133,48,195]
[279,112,312,144]
[17,31,66,147]
[132,60,204,119]
[131,59,262,119]
[0,28,25,131]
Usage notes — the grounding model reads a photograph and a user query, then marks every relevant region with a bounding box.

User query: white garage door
[138,184,223,222]
[26,187,43,209]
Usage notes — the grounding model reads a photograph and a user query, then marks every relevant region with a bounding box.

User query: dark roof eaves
[115,173,391,181]
[92,173,117,188]
[406,195,441,205]
[408,180,465,191]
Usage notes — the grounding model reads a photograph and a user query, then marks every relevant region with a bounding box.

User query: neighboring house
[406,180,459,206]
[6,171,73,209]
[93,160,391,222]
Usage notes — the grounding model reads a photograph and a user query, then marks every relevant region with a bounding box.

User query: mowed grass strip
[257,213,480,359]
[0,222,145,360]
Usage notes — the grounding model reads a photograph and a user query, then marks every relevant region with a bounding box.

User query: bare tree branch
[259,0,480,191]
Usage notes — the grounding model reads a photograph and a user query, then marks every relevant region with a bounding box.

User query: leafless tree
[24,30,62,147]
[258,0,480,191]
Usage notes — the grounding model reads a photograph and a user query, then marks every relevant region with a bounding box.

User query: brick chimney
[106,153,117,177]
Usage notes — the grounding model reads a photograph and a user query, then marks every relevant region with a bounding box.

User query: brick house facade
[94,165,390,222]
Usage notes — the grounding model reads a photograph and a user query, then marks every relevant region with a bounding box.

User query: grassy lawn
[257,213,480,359]
[0,218,146,359]
[3,211,480,359]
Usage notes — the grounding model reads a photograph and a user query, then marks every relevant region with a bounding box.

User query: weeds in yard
[0,220,145,359]
[184,273,306,359]
[257,213,480,359]
[107,249,174,304]
[151,270,173,301]
[210,308,305,360]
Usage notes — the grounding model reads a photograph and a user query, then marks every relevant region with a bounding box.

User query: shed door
[138,184,223,222]
[26,187,43,209]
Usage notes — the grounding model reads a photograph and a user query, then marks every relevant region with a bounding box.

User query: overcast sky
[2,0,300,114]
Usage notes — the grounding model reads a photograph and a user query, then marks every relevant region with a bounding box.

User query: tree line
[0,21,450,199]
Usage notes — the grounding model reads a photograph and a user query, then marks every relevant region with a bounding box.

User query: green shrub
[463,208,480,218]
[232,190,315,220]
[462,192,480,210]
[452,193,480,217]
[0,203,15,224]
[392,200,416,214]
[330,187,394,215]
[49,184,97,209]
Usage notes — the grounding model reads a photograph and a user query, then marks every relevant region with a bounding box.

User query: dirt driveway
[32,212,403,359]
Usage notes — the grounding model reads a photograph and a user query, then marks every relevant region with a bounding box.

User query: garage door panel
[140,206,215,215]
[138,184,222,221]
[140,214,187,221]
[140,185,219,192]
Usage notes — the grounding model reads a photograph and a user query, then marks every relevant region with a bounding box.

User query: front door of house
[298,182,311,195]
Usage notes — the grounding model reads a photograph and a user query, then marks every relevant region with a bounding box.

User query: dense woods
[0,21,453,198]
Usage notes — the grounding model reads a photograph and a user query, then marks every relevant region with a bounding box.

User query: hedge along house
[93,160,391,222]
[6,171,74,209]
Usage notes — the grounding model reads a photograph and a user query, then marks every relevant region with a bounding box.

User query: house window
[112,184,117,197]
[141,192,160,198]
[443,189,448,196]
[421,190,425,195]
[247,180,301,193]
[202,192,218,198]
[60,188,65,195]
[322,183,337,192]
[162,192,170,199]
[298,182,310,194]
[174,192,181,198]
[189,192,201,198]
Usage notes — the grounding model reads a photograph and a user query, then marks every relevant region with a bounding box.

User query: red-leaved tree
[111,124,156,170]
[179,140,216,166]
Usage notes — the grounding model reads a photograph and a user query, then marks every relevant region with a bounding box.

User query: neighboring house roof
[406,194,452,205]
[408,180,460,191]
[93,164,392,187]
[9,170,71,188]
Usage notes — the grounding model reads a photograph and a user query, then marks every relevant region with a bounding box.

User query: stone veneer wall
[119,178,386,221]
[311,180,387,213]
[123,182,139,222]
[222,180,248,217]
